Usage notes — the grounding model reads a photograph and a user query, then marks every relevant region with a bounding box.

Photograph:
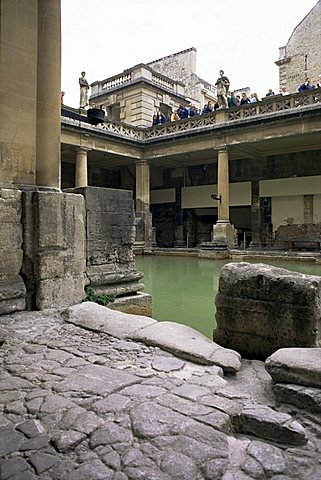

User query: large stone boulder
[213,262,321,358]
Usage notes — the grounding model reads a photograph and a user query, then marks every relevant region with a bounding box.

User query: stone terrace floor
[0,309,321,480]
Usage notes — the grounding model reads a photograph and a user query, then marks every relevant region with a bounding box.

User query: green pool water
[135,255,321,339]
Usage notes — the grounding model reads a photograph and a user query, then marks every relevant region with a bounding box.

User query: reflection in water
[135,255,321,339]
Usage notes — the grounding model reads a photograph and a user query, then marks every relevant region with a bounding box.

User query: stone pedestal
[73,187,144,297]
[22,190,86,309]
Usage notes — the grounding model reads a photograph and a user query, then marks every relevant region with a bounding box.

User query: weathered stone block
[71,187,144,298]
[233,404,307,445]
[22,190,86,310]
[0,188,25,314]
[265,347,321,388]
[214,263,321,358]
[273,382,321,413]
[0,189,22,222]
[0,250,23,275]
[108,292,153,317]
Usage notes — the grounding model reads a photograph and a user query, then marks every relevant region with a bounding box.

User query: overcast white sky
[61,0,318,108]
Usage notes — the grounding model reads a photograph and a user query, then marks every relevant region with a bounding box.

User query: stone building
[276,0,321,92]
[90,48,217,127]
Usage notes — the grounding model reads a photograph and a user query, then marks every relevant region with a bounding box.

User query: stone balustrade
[62,88,321,142]
[90,64,184,97]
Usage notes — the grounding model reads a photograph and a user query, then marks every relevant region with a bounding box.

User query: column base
[247,241,264,251]
[212,221,238,250]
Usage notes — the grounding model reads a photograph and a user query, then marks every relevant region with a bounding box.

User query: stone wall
[73,187,144,297]
[214,262,321,358]
[0,189,26,314]
[22,191,86,310]
[148,48,201,103]
[277,1,321,92]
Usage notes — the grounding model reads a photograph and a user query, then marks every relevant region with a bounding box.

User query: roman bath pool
[135,255,321,338]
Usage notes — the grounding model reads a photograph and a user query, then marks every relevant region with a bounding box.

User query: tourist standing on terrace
[228,92,238,107]
[152,111,166,125]
[265,88,275,96]
[177,105,189,119]
[201,101,213,114]
[298,78,313,92]
[250,93,259,103]
[280,86,290,95]
[240,92,251,104]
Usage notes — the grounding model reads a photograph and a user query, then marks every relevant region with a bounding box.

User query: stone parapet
[0,189,26,314]
[214,262,321,358]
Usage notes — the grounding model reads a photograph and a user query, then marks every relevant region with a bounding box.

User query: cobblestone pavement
[0,310,321,480]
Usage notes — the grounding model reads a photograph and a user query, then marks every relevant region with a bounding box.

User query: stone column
[212,148,237,249]
[135,160,152,250]
[75,148,88,188]
[174,187,185,247]
[217,148,229,223]
[304,195,313,225]
[36,0,61,189]
[248,180,262,250]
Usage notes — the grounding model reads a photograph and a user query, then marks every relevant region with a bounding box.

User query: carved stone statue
[79,71,89,108]
[215,70,230,109]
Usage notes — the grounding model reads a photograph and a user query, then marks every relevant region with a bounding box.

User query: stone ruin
[213,262,321,358]
[0,186,151,317]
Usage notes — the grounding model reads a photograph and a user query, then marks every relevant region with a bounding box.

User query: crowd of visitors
[152,102,220,125]
[151,75,321,126]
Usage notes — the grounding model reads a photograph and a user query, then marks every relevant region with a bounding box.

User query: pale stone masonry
[21,191,86,310]
[276,0,321,93]
[72,187,145,298]
[0,189,26,314]
[214,262,321,358]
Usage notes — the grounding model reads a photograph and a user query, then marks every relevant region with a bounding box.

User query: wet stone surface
[0,310,320,479]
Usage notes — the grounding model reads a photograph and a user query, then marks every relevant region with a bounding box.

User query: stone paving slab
[0,310,320,480]
[130,321,241,373]
[64,301,157,339]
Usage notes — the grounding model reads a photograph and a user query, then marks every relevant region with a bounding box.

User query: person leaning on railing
[298,78,314,92]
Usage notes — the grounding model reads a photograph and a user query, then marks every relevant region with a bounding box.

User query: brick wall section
[277,1,321,92]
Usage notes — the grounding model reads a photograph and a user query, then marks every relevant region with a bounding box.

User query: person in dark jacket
[240,92,251,105]
[177,105,189,119]
[228,92,238,107]
[153,111,166,125]
[201,101,213,114]
[298,78,313,92]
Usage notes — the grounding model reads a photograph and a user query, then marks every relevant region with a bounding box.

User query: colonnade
[71,147,239,249]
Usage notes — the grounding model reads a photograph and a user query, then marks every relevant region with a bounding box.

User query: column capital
[217,147,229,155]
[76,146,91,152]
[135,159,150,166]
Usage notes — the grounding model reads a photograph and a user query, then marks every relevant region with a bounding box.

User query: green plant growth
[84,285,116,306]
